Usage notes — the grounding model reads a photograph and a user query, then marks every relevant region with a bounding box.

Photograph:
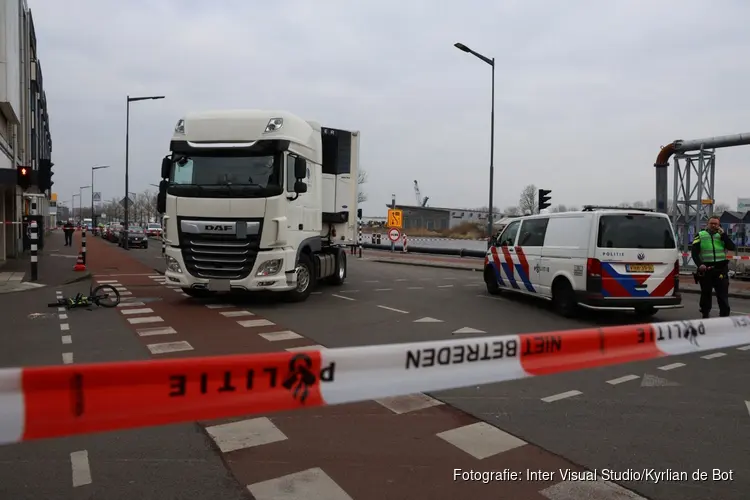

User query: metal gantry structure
[654,132,750,263]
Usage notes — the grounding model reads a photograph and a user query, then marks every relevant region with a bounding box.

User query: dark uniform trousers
[698,266,730,317]
[64,228,74,246]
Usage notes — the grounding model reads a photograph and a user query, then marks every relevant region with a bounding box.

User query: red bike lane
[83,236,621,500]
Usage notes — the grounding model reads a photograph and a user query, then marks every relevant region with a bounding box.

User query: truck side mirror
[161,157,171,179]
[294,157,307,179]
[294,181,307,194]
[157,180,168,213]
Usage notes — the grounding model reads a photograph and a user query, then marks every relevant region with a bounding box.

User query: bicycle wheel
[92,284,120,308]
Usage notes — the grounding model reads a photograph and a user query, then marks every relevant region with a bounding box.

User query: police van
[484,206,682,317]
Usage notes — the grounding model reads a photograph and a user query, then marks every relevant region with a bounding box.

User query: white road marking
[127,316,164,324]
[57,307,65,312]
[70,450,92,487]
[332,294,356,301]
[120,308,154,315]
[607,374,640,385]
[436,422,526,459]
[62,335,72,345]
[407,286,424,290]
[701,352,726,359]
[206,417,288,453]
[220,310,255,318]
[286,344,326,352]
[117,301,146,307]
[437,284,454,288]
[118,291,133,296]
[58,313,68,320]
[737,345,750,351]
[377,305,408,314]
[107,283,122,287]
[60,323,70,331]
[248,467,353,500]
[146,341,194,354]
[746,401,750,417]
[114,286,128,291]
[148,275,162,278]
[541,390,582,403]
[658,362,686,371]
[260,331,303,341]
[96,280,118,284]
[238,319,275,328]
[62,352,74,364]
[413,317,443,323]
[374,288,393,291]
[375,393,444,414]
[453,327,486,334]
[137,326,177,337]
[205,304,233,309]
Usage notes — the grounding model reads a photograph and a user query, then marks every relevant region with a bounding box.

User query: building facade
[0,0,53,264]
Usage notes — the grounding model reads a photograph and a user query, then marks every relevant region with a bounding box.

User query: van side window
[497,220,521,246]
[518,218,549,246]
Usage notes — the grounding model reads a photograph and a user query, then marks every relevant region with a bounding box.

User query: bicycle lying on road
[48,284,121,309]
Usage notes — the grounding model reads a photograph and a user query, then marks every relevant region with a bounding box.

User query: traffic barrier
[0,316,749,446]
[361,242,486,258]
[81,228,87,265]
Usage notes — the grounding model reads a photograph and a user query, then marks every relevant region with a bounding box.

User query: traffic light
[17,166,31,190]
[39,159,54,191]
[538,188,552,212]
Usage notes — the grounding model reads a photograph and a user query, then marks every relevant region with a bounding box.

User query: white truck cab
[484,206,682,317]
[156,109,360,302]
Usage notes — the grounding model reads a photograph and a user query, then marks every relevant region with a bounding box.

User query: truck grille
[179,233,260,280]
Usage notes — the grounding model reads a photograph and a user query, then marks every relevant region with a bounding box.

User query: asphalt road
[9,236,748,500]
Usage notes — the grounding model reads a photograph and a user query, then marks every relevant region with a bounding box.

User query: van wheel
[326,250,347,285]
[484,267,502,295]
[552,279,578,318]
[634,306,657,318]
[284,253,315,302]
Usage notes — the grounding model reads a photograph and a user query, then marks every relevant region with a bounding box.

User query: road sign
[120,196,134,207]
[387,209,403,229]
[388,228,401,242]
[93,192,101,202]
[701,199,714,205]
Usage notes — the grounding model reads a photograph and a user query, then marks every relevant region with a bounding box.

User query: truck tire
[284,253,315,302]
[326,249,347,285]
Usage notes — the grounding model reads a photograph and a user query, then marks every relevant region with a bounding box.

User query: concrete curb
[370,258,482,273]
[371,259,750,299]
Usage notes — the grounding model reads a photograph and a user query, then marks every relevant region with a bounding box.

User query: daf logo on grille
[637,252,645,261]
[205,225,233,231]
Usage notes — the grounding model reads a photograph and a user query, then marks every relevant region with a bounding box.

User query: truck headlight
[256,259,282,276]
[166,256,182,273]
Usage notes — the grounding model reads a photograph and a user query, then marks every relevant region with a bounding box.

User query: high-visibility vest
[694,230,726,263]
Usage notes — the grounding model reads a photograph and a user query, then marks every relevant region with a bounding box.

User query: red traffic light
[20,167,28,176]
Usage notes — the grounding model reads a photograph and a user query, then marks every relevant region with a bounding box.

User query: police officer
[691,216,736,318]
[63,219,75,246]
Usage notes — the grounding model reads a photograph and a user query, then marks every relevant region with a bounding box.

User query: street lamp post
[80,186,91,223]
[454,42,495,248]
[125,95,165,250]
[91,166,110,227]
[72,194,80,221]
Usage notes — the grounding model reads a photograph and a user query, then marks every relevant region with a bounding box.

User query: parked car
[119,226,148,249]
[107,223,123,243]
[146,222,162,238]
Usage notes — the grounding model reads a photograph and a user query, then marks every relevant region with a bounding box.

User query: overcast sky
[31,0,750,216]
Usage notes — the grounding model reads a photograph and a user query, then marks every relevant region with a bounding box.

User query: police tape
[1,315,749,446]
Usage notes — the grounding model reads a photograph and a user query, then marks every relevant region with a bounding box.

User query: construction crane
[413,180,429,207]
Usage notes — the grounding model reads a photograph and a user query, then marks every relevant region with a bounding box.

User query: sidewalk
[0,230,91,294]
[366,249,750,299]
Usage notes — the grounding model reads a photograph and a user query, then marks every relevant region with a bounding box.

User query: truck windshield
[170,155,281,188]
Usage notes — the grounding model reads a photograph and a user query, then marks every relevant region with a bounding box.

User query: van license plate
[208,279,231,291]
[626,264,654,273]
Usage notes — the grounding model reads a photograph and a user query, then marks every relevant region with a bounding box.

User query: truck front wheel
[326,249,347,285]
[284,253,315,302]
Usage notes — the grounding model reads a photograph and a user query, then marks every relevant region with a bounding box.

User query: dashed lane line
[541,390,583,403]
[607,374,640,385]
[119,308,155,316]
[118,301,146,307]
[332,294,356,301]
[219,310,255,318]
[146,341,194,354]
[127,316,164,325]
[260,331,303,341]
[60,323,70,331]
[374,288,393,291]
[136,326,178,337]
[238,319,275,328]
[658,362,686,371]
[737,345,750,351]
[701,352,727,359]
[377,305,409,314]
[62,352,73,364]
[70,450,92,487]
[205,304,233,309]
[62,335,72,345]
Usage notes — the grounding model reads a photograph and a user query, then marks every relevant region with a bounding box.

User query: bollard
[82,227,87,265]
[357,218,363,258]
[162,234,166,256]
[402,233,408,253]
[30,221,38,281]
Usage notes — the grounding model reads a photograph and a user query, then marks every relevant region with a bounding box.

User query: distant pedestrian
[63,219,75,246]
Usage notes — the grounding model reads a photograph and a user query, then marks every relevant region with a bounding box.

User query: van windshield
[597,214,676,249]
